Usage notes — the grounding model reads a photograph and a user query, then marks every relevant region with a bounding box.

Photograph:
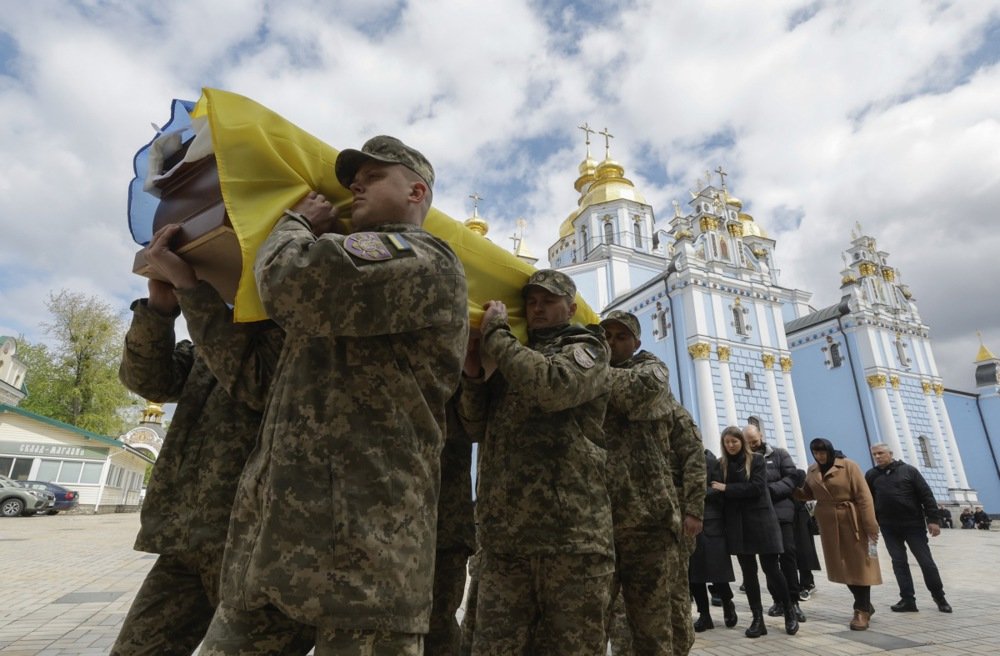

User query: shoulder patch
[652,363,669,382]
[385,233,413,252]
[574,345,596,369]
[345,232,393,261]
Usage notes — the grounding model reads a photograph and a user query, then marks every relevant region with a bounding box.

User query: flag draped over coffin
[128,88,599,339]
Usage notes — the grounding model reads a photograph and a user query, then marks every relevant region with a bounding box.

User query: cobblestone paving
[1,512,997,654]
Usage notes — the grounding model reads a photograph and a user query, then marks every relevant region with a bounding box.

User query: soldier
[112,226,308,655]
[425,397,476,655]
[199,136,469,655]
[459,269,614,656]
[601,311,705,656]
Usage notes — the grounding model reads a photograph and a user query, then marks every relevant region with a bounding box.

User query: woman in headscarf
[795,438,882,630]
[710,426,798,638]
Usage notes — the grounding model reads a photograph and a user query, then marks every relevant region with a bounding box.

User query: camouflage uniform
[426,399,476,656]
[459,309,614,656]
[203,214,468,652]
[112,282,302,656]
[666,404,707,655]
[603,347,705,656]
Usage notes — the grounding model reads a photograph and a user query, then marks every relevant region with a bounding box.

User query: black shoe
[745,610,767,638]
[767,602,784,617]
[710,594,722,607]
[934,597,952,613]
[891,599,919,612]
[784,607,800,635]
[798,589,811,602]
[694,613,715,632]
[723,599,738,628]
[793,602,806,622]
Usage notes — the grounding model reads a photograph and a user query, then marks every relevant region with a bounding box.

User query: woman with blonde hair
[795,437,881,630]
[710,426,797,638]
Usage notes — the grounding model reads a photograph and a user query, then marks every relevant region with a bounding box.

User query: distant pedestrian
[973,506,992,530]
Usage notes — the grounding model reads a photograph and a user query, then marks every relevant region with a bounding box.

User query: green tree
[19,291,138,436]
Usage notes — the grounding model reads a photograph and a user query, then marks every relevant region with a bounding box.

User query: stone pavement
[1,512,997,655]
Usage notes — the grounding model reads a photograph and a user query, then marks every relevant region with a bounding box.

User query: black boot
[693,613,715,632]
[767,602,784,617]
[793,602,806,622]
[784,605,800,635]
[745,608,767,638]
[723,599,738,628]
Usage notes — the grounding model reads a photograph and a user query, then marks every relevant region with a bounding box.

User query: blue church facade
[536,135,1000,513]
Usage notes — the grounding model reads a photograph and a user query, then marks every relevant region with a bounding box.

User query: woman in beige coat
[795,438,882,630]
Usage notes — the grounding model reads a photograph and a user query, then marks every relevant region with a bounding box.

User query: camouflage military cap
[600,310,640,339]
[335,135,435,189]
[523,269,576,299]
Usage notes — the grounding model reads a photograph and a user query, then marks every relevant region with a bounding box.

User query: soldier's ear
[408,180,429,205]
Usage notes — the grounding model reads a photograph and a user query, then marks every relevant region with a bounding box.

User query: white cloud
[1,0,998,390]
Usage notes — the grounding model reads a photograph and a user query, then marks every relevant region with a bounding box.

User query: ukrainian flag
[130,88,598,340]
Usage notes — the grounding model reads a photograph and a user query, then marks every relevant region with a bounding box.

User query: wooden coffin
[132,153,242,303]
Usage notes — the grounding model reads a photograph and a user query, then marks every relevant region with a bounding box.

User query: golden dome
[674,228,694,241]
[145,402,164,415]
[726,194,743,210]
[841,272,858,285]
[464,215,489,236]
[558,159,647,238]
[739,212,768,239]
[579,155,598,176]
[976,333,996,363]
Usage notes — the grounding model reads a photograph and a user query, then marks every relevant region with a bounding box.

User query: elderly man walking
[864,443,952,614]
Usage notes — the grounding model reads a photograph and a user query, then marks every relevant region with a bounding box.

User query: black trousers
[766,522,800,604]
[737,553,790,612]
[881,524,945,601]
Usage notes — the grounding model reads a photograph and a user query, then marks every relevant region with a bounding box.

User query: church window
[720,239,730,260]
[603,220,615,245]
[652,302,670,340]
[580,225,589,254]
[633,221,643,248]
[733,305,748,336]
[744,372,755,389]
[917,435,935,468]
[895,336,910,367]
[13,374,21,386]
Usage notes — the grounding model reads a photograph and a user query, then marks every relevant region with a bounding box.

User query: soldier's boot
[745,607,767,639]
[693,613,714,632]
[722,599,738,628]
[783,605,799,635]
[792,602,806,622]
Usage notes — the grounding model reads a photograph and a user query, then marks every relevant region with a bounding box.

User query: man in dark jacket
[745,425,806,622]
[865,443,952,613]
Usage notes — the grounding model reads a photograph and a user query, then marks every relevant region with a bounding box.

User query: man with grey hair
[459,269,614,656]
[865,443,951,613]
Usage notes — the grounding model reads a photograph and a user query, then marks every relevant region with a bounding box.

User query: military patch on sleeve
[652,363,669,382]
[385,233,413,252]
[574,345,596,369]
[345,232,393,261]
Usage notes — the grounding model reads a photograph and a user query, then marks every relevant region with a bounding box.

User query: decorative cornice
[867,374,887,389]
[727,223,743,237]
[889,375,900,389]
[921,380,932,394]
[699,216,719,232]
[858,262,877,277]
[688,342,711,360]
[933,383,944,396]
[882,267,896,282]
[762,353,776,368]
[717,346,731,362]
[780,356,792,372]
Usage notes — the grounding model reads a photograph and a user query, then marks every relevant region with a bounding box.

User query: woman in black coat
[688,449,737,632]
[710,426,798,638]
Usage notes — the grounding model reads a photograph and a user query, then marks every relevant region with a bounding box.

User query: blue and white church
[539,129,999,513]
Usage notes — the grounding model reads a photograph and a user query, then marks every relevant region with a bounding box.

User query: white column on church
[689,343,720,449]
[868,374,903,458]
[780,356,808,467]
[717,346,738,426]
[933,383,970,488]
[762,354,789,450]
[921,381,956,489]
[889,376,919,465]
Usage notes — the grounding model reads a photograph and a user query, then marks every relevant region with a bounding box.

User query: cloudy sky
[1,0,998,392]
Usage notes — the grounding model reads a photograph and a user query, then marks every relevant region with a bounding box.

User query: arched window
[633,221,643,248]
[918,435,935,468]
[733,306,747,336]
[829,343,843,367]
[580,225,589,254]
[744,372,755,389]
[604,220,615,245]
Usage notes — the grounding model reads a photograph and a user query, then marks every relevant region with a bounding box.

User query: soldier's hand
[145,224,198,290]
[683,514,703,538]
[292,191,338,236]
[482,300,508,327]
[147,278,178,315]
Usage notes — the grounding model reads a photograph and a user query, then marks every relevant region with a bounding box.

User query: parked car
[21,481,79,515]
[0,474,52,517]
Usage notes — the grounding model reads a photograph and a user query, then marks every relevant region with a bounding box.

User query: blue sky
[1,0,999,394]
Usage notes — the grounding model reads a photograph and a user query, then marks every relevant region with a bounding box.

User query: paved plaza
[1,512,997,655]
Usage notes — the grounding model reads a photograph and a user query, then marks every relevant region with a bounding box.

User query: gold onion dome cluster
[559,154,647,238]
[464,211,489,237]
